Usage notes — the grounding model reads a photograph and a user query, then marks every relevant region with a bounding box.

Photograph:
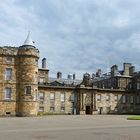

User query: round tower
[16,32,39,116]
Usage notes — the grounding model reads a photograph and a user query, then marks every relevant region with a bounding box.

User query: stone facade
[0,35,140,116]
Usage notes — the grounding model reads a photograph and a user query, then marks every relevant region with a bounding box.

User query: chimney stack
[68,74,72,80]
[42,58,46,69]
[123,63,132,76]
[111,65,118,77]
[57,72,62,79]
[129,66,135,76]
[96,69,101,77]
[73,74,76,80]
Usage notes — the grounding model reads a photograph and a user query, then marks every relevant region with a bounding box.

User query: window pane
[136,96,140,104]
[5,88,11,99]
[130,96,134,104]
[39,107,44,112]
[122,95,126,103]
[50,93,55,100]
[114,95,118,101]
[106,95,110,101]
[137,83,140,89]
[61,107,65,111]
[61,93,65,102]
[25,86,31,95]
[39,78,45,83]
[34,72,38,82]
[106,107,110,113]
[97,95,101,101]
[50,107,55,112]
[6,68,12,80]
[39,93,44,100]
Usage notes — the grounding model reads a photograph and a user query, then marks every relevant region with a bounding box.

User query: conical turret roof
[22,31,35,47]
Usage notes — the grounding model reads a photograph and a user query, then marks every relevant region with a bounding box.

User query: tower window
[5,87,11,99]
[34,72,38,82]
[25,86,31,95]
[6,68,12,80]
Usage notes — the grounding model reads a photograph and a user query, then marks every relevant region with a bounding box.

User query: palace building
[0,33,140,116]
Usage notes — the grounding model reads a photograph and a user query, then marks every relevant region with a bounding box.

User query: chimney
[68,74,72,80]
[73,74,76,80]
[57,72,62,79]
[111,65,118,77]
[123,63,132,76]
[129,66,135,76]
[42,58,46,69]
[92,73,95,79]
[96,69,101,77]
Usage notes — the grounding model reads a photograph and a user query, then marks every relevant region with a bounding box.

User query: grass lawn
[127,116,140,120]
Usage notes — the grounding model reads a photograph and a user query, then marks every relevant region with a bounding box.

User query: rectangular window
[130,96,134,104]
[106,107,110,113]
[25,86,31,95]
[97,94,101,101]
[39,77,45,83]
[39,93,44,100]
[6,68,12,80]
[61,93,65,102]
[5,88,11,99]
[34,72,38,82]
[106,95,110,101]
[39,107,44,112]
[122,95,126,104]
[122,106,126,113]
[61,107,65,112]
[136,96,140,104]
[50,93,55,100]
[137,83,140,89]
[70,93,74,101]
[50,107,55,112]
[114,107,118,112]
[114,95,118,102]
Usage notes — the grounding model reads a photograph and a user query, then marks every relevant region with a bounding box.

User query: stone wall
[38,88,74,114]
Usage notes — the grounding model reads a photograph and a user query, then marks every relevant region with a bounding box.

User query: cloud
[0,0,140,78]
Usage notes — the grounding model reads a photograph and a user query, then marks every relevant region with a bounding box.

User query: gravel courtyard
[0,115,140,140]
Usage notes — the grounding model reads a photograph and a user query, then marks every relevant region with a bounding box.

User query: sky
[0,0,140,79]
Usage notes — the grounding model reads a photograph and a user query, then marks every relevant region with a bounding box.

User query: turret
[16,32,39,116]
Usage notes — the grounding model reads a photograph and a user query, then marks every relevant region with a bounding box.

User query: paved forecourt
[0,115,140,140]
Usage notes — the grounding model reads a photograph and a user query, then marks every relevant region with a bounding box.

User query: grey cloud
[0,0,140,78]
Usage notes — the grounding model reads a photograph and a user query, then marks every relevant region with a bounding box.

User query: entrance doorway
[86,106,91,114]
[98,107,102,114]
